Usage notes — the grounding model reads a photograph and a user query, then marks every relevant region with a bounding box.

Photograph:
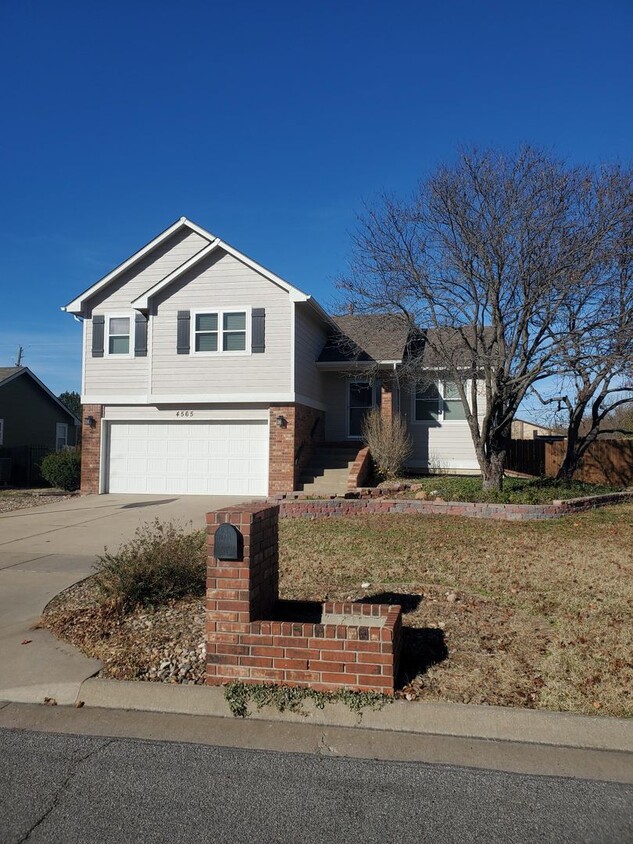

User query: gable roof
[0,367,80,423]
[63,216,318,315]
[318,314,490,369]
[318,314,412,364]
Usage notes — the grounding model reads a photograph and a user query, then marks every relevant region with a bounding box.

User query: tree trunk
[555,427,581,484]
[480,451,505,491]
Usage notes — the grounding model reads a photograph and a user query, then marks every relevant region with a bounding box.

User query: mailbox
[214,523,243,561]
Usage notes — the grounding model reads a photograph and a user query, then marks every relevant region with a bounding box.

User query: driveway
[0,493,256,704]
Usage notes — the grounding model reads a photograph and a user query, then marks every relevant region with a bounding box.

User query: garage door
[106,421,269,495]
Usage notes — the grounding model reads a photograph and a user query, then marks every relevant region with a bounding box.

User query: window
[55,423,68,450]
[0,419,3,446]
[414,381,442,422]
[443,380,468,420]
[414,379,468,422]
[107,316,131,355]
[192,309,249,354]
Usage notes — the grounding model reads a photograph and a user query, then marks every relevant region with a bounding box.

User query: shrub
[362,409,412,480]
[40,449,81,491]
[93,519,206,612]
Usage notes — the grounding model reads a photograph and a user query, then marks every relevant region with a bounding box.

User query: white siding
[150,249,292,398]
[294,304,327,406]
[83,229,210,401]
[401,381,486,472]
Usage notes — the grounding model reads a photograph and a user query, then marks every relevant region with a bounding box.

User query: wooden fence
[545,439,633,487]
[0,445,53,487]
[506,439,546,476]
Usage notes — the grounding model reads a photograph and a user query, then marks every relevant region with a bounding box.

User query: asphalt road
[1,728,631,844]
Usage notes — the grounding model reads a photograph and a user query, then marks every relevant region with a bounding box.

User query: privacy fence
[508,438,633,487]
[0,445,52,487]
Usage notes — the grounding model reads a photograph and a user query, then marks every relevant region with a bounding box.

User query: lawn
[382,475,621,504]
[279,503,633,717]
[43,501,632,718]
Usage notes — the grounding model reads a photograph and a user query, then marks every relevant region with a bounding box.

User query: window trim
[55,422,68,450]
[104,313,133,358]
[190,307,252,356]
[412,378,470,424]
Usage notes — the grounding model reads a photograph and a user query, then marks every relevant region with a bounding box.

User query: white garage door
[107,421,269,495]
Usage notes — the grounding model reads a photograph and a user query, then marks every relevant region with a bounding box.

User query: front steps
[297,446,360,495]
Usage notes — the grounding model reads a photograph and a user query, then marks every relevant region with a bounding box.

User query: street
[1,727,631,844]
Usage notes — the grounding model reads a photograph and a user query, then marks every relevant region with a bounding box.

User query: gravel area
[0,490,74,512]
[43,578,206,685]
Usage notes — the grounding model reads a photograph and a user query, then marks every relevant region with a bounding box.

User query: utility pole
[15,346,23,366]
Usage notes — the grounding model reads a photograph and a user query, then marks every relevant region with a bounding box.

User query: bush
[40,449,81,491]
[93,519,206,612]
[362,409,412,480]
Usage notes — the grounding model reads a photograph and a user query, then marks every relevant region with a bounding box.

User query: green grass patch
[398,475,620,504]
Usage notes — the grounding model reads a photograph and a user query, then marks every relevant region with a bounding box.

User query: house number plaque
[175,410,194,417]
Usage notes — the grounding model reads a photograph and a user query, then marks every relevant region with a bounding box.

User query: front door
[347,378,380,438]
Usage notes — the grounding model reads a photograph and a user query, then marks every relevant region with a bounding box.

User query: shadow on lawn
[356,592,448,688]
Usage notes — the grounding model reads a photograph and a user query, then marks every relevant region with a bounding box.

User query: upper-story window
[192,309,249,354]
[107,316,131,355]
[414,379,468,422]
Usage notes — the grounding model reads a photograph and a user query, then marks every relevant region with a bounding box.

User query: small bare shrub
[362,409,412,480]
[93,519,206,612]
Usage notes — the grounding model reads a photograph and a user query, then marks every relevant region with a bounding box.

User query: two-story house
[63,218,482,496]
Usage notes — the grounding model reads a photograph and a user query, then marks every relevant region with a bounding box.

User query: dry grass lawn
[279,504,633,717]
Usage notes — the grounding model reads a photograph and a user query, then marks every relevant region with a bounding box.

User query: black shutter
[134,313,148,357]
[252,308,265,353]
[177,310,190,354]
[92,315,105,357]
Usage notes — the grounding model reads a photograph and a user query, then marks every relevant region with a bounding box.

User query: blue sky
[1,0,632,402]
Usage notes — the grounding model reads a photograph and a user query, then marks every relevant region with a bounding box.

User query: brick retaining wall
[273,490,633,521]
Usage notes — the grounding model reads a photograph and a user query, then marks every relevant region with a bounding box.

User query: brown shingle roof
[318,315,488,369]
[318,314,412,363]
[0,366,23,385]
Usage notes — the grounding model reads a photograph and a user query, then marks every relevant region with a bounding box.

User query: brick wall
[380,375,394,424]
[80,404,103,495]
[206,503,401,694]
[347,446,372,490]
[268,403,325,495]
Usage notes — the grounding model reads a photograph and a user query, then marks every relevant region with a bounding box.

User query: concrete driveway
[0,493,256,704]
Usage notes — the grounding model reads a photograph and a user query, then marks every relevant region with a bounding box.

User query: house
[0,367,79,484]
[511,418,560,440]
[63,218,483,496]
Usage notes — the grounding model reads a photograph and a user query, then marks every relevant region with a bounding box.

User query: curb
[78,678,633,753]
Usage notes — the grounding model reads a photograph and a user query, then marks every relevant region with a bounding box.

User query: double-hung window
[414,379,468,422]
[193,309,249,354]
[107,316,131,355]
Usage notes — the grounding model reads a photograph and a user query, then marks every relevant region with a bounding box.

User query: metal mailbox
[214,523,243,561]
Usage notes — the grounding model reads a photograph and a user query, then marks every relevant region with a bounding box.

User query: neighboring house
[0,367,80,484]
[63,217,484,496]
[511,418,560,440]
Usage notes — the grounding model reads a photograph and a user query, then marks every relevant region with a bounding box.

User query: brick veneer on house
[206,503,402,694]
[80,403,103,495]
[268,403,324,494]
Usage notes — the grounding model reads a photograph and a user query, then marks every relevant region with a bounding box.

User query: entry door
[347,378,380,438]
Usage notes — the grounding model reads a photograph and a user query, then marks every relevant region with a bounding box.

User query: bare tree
[534,174,633,480]
[339,146,632,490]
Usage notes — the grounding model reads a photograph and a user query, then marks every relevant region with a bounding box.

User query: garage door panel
[107,421,268,495]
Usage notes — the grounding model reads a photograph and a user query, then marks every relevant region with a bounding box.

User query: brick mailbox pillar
[206,503,402,694]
